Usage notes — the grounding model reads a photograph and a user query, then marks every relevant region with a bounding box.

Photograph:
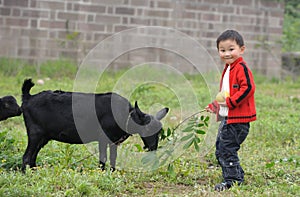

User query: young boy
[206,30,256,191]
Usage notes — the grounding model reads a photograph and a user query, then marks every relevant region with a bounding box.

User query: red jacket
[208,57,257,124]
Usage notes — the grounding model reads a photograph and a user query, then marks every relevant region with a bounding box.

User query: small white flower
[37,79,44,85]
[170,116,177,120]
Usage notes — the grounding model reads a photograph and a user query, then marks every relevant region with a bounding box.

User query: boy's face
[218,39,245,65]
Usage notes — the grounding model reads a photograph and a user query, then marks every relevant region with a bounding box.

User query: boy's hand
[206,101,219,114]
[205,105,214,113]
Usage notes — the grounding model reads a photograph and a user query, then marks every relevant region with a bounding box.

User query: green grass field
[0,58,299,196]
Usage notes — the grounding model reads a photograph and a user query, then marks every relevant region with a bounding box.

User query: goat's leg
[109,143,117,172]
[22,145,32,171]
[31,138,49,167]
[98,140,108,170]
[22,135,47,171]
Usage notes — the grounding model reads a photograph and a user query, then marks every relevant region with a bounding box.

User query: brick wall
[0,0,284,76]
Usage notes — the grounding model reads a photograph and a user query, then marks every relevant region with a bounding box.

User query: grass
[0,58,299,196]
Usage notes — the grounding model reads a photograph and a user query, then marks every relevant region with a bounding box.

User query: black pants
[215,119,249,185]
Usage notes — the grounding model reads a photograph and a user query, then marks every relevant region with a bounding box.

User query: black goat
[21,79,168,171]
[0,95,22,121]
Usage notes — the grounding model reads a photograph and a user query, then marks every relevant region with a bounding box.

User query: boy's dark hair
[216,30,244,49]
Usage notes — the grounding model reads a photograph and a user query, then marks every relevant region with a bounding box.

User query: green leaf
[197,123,204,127]
[193,139,200,152]
[200,115,204,121]
[134,144,143,152]
[180,133,194,141]
[188,118,194,124]
[167,164,176,178]
[183,138,194,149]
[167,128,172,136]
[195,129,206,135]
[204,121,209,127]
[266,162,275,168]
[194,136,201,143]
[160,133,166,141]
[182,125,193,132]
[204,116,210,122]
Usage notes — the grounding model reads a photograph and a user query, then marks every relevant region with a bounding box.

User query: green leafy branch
[141,112,210,171]
[180,115,209,152]
[160,112,209,152]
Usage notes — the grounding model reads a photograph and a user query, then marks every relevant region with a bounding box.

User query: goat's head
[0,96,22,121]
[128,101,169,151]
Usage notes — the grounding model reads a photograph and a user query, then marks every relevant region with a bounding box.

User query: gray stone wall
[0,0,284,76]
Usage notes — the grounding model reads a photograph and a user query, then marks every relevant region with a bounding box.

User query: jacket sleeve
[226,63,255,109]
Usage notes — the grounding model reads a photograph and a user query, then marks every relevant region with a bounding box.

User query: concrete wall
[0,0,284,76]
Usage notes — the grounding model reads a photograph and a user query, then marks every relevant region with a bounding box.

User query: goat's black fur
[0,95,22,121]
[21,79,168,171]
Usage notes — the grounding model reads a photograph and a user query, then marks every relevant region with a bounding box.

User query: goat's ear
[155,108,169,120]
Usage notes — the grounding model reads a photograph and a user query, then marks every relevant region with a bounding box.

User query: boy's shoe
[214,182,232,191]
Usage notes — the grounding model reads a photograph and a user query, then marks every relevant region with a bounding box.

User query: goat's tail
[22,78,35,101]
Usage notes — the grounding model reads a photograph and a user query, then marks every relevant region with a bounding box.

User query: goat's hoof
[99,162,105,171]
[110,167,116,172]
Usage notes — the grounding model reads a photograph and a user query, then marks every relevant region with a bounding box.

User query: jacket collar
[225,57,243,70]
